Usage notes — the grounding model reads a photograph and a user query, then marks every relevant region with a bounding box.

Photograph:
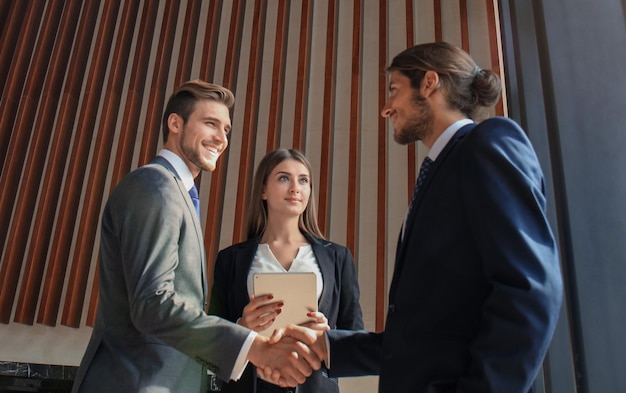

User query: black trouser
[256,378,296,393]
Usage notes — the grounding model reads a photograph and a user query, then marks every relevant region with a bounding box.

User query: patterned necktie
[402,156,434,240]
[188,184,201,219]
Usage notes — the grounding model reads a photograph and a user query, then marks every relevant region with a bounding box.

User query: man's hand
[271,324,328,360]
[247,331,322,387]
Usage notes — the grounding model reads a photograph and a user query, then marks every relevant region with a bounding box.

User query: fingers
[300,311,330,331]
[249,335,315,387]
[239,294,283,331]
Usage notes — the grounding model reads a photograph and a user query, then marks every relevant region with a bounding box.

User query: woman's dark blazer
[208,234,364,393]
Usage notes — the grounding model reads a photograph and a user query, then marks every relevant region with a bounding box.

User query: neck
[260,216,304,244]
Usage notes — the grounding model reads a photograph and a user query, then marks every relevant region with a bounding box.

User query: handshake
[247,324,329,387]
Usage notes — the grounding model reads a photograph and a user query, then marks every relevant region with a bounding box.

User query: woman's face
[262,158,311,218]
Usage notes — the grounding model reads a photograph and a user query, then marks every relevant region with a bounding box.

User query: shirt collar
[428,118,474,161]
[157,149,196,191]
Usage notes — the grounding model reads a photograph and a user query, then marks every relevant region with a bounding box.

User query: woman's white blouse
[246,243,323,300]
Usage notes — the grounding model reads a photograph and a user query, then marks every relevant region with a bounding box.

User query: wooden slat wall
[0,0,503,335]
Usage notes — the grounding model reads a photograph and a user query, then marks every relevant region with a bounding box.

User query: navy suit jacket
[327,117,563,393]
[208,234,364,393]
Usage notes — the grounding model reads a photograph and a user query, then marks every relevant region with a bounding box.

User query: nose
[381,102,392,118]
[214,126,229,145]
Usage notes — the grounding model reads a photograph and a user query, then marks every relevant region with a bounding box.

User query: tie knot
[188,184,199,199]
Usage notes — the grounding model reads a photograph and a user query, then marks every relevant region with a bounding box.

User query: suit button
[388,304,396,314]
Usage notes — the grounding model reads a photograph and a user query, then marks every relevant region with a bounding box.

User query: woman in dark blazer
[209,148,364,393]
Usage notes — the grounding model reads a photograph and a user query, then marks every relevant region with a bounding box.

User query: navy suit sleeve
[458,117,563,391]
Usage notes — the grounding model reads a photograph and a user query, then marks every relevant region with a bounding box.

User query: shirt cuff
[229,331,258,381]
[324,332,331,368]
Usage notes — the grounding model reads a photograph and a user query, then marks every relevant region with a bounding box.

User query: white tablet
[253,272,318,337]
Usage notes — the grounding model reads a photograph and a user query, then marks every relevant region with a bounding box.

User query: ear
[421,71,440,97]
[167,113,183,136]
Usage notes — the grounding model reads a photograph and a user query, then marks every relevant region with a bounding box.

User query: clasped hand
[242,294,329,387]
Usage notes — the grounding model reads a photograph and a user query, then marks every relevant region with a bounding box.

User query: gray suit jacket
[72,156,251,393]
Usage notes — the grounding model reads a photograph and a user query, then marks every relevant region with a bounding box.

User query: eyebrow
[201,115,231,132]
[275,170,309,177]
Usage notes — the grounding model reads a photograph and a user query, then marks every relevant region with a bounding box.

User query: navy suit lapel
[392,124,475,293]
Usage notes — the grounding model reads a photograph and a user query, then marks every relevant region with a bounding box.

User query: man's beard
[179,130,217,172]
[394,92,434,145]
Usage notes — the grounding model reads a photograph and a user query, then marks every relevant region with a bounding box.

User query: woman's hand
[238,294,283,332]
[299,311,330,331]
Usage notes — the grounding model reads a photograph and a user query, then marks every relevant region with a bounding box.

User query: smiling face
[166,99,231,176]
[262,158,311,219]
[381,70,434,146]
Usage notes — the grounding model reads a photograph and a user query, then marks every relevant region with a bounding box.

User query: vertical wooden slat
[38,0,121,326]
[174,0,203,87]
[232,0,267,244]
[486,0,505,116]
[61,0,141,328]
[460,0,470,51]
[198,0,223,83]
[375,0,388,332]
[137,0,180,166]
[0,0,12,40]
[110,1,160,191]
[405,0,416,204]
[291,0,313,151]
[265,0,289,152]
[0,0,46,257]
[21,0,101,326]
[434,0,443,41]
[317,0,338,235]
[0,0,29,99]
[0,0,58,324]
[346,0,362,257]
[198,0,225,301]
[12,0,83,325]
[204,0,246,264]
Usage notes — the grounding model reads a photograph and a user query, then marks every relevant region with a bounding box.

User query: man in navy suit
[275,42,563,393]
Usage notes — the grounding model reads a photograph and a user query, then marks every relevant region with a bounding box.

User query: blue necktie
[189,184,201,219]
[402,156,434,240]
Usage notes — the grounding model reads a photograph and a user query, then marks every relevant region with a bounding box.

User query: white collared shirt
[157,149,195,192]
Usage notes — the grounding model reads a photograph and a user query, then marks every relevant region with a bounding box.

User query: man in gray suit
[72,80,320,393]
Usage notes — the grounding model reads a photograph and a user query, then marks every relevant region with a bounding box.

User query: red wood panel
[0,0,56,324]
[61,0,141,328]
[86,0,160,327]
[317,0,338,235]
[460,0,470,51]
[486,0,505,116]
[137,0,180,167]
[346,0,362,257]
[291,0,313,151]
[232,0,267,244]
[375,0,388,332]
[198,0,223,84]
[174,0,203,87]
[265,0,289,152]
[0,0,29,99]
[12,0,83,325]
[204,0,246,264]
[405,0,416,204]
[37,0,121,326]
